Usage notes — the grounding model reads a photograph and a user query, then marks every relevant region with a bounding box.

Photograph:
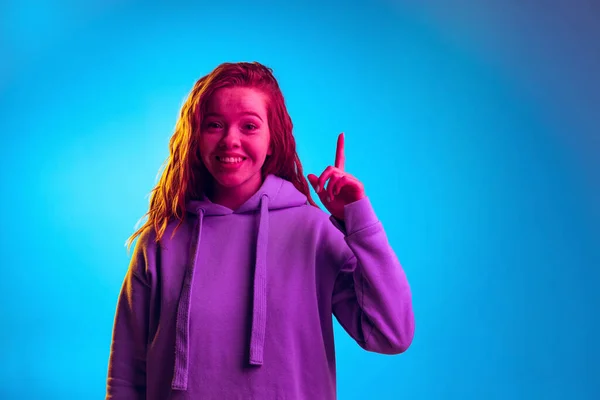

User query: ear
[267,141,273,156]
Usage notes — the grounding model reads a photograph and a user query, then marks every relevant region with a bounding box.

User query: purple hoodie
[106,174,414,399]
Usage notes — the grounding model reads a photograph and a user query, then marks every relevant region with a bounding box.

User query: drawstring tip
[171,374,188,391]
[249,355,264,366]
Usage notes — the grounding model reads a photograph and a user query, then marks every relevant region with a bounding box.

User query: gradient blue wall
[1,0,598,398]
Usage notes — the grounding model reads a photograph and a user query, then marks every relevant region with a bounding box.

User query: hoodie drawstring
[172,208,205,390]
[171,195,271,391]
[249,194,269,365]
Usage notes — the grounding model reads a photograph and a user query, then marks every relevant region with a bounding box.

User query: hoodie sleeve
[106,233,152,399]
[330,197,415,355]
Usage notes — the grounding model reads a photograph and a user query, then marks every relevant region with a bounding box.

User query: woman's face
[199,86,272,202]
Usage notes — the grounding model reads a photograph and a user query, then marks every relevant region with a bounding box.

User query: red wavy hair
[126,61,318,250]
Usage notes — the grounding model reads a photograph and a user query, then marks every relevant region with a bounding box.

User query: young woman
[106,61,415,400]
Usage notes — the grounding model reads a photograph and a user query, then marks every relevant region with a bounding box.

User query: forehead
[205,87,267,114]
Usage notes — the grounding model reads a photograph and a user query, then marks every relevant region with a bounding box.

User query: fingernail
[327,196,331,202]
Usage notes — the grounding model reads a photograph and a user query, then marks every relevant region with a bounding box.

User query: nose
[219,126,242,148]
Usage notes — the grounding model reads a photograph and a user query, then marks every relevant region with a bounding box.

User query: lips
[216,156,246,163]
[216,153,247,159]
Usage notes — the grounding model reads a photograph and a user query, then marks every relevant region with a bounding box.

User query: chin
[215,175,248,187]
[210,168,258,187]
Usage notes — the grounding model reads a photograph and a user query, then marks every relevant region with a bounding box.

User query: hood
[171,174,308,391]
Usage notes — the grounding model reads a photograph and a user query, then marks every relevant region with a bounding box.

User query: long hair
[126,62,318,251]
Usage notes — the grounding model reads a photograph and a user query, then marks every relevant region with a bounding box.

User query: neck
[207,176,264,210]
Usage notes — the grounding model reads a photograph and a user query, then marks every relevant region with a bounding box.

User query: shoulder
[287,204,337,234]
[290,204,353,261]
[129,218,196,287]
[128,219,182,271]
[296,203,330,222]
[297,204,347,234]
[135,224,158,249]
[134,217,194,251]
[128,225,158,278]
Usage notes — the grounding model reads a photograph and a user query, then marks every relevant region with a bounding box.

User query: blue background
[1,0,598,398]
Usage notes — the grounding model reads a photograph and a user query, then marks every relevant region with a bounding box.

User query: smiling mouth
[216,156,246,164]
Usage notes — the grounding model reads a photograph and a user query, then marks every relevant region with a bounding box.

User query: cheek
[250,145,270,160]
[198,139,214,162]
[257,134,271,157]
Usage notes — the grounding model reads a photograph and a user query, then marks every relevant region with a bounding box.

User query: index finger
[335,132,345,170]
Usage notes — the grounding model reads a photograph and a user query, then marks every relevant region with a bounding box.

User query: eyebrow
[204,111,263,122]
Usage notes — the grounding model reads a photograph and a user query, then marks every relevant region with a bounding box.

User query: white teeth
[219,157,244,163]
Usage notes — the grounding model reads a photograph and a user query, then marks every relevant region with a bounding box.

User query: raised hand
[307,132,366,221]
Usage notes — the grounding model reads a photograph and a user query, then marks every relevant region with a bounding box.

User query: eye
[243,123,258,131]
[205,121,223,129]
